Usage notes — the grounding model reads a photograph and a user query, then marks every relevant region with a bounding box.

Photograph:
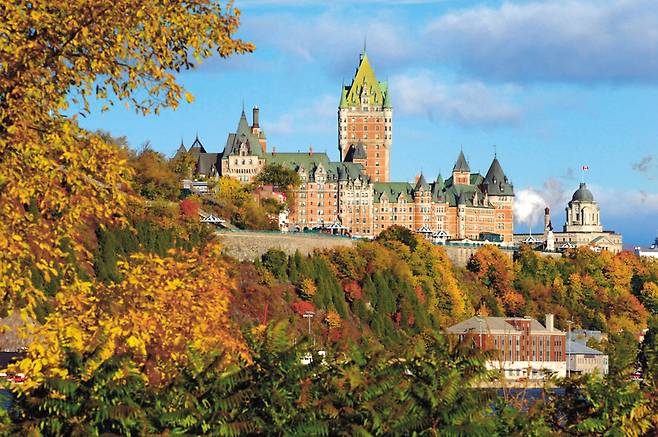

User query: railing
[216,229,353,240]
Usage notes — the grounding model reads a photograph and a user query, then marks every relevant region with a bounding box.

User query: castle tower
[481,154,514,242]
[339,50,392,182]
[564,183,602,233]
[452,150,471,185]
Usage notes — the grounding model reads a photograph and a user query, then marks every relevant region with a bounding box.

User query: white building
[635,238,658,259]
[567,341,608,376]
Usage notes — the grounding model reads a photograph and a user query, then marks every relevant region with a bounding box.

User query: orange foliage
[343,280,363,301]
[468,245,520,315]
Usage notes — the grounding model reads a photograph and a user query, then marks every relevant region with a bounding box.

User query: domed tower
[564,183,602,233]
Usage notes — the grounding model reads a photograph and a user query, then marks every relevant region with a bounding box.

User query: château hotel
[177,51,515,242]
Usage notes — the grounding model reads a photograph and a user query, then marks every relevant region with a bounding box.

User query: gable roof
[188,136,207,160]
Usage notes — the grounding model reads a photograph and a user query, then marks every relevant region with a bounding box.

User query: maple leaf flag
[582,165,590,171]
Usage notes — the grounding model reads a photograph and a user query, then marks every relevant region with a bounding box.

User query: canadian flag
[582,165,590,171]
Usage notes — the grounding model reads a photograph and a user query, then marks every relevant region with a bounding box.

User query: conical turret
[483,156,513,196]
[453,150,470,172]
[415,173,429,191]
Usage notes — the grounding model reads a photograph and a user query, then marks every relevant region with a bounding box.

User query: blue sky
[80,0,658,246]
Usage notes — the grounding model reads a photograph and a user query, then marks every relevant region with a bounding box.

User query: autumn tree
[254,163,300,190]
[14,243,249,387]
[128,143,180,200]
[0,0,253,315]
[170,150,197,179]
[468,245,525,315]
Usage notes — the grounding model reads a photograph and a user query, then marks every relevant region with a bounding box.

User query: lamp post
[303,311,315,337]
[566,320,574,378]
[476,316,484,349]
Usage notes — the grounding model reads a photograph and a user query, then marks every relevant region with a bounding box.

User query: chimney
[309,144,313,157]
[544,207,551,234]
[252,106,260,128]
[545,314,554,332]
[271,146,276,156]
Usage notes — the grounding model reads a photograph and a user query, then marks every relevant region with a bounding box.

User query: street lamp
[566,320,574,378]
[476,316,485,349]
[303,311,315,336]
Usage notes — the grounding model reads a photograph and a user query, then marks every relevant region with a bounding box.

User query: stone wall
[218,231,523,268]
[442,245,514,267]
[218,231,355,262]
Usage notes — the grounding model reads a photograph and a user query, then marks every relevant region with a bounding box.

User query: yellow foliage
[13,243,248,388]
[325,310,342,330]
[1,0,253,317]
[300,278,317,298]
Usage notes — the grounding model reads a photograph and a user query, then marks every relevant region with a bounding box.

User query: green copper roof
[373,182,414,203]
[383,89,392,108]
[339,86,348,108]
[222,110,264,157]
[344,53,388,107]
[264,152,367,183]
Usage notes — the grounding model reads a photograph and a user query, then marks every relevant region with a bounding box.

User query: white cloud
[390,71,523,126]
[240,11,416,74]
[424,0,658,83]
[236,0,658,85]
[594,186,658,217]
[514,178,570,229]
[268,94,337,136]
